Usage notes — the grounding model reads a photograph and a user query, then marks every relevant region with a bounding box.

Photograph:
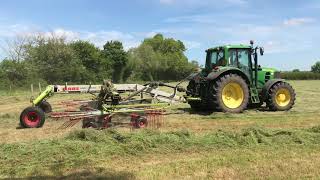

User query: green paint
[102,102,170,111]
[32,85,54,105]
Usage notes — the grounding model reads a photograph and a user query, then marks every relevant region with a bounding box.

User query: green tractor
[185,41,296,113]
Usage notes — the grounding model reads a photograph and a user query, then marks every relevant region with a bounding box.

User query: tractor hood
[259,67,281,78]
[260,67,278,73]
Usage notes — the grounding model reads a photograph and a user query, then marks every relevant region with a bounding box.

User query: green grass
[1,127,320,179]
[0,80,320,179]
[2,127,320,179]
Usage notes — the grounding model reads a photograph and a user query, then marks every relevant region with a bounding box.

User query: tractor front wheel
[20,107,45,128]
[211,74,249,113]
[266,82,295,111]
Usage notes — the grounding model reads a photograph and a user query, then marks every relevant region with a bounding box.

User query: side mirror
[259,47,264,56]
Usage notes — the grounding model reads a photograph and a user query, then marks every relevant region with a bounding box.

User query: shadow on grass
[6,168,135,180]
[175,107,214,115]
[177,105,274,115]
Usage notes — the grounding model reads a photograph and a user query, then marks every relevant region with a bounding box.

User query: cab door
[237,49,251,79]
[228,49,252,81]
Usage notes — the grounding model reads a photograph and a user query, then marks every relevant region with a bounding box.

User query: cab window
[238,49,250,69]
[228,49,250,67]
[228,49,237,67]
[228,49,251,75]
[207,50,225,68]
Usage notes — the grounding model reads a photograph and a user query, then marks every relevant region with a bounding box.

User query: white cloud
[149,27,195,36]
[0,23,39,38]
[159,0,175,4]
[283,18,315,26]
[165,14,216,24]
[81,30,140,50]
[159,0,246,6]
[0,25,142,51]
[0,23,202,53]
[263,41,289,54]
[184,40,201,49]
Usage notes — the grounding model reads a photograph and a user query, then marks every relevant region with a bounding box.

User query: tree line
[279,62,320,80]
[1,32,319,91]
[0,33,198,89]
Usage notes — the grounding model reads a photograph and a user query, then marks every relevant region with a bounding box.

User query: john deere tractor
[185,41,295,113]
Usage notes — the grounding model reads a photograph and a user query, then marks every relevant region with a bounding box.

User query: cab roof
[207,44,251,51]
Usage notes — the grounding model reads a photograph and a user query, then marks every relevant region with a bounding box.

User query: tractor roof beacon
[185,41,296,113]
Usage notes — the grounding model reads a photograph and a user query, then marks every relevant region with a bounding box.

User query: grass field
[0,80,320,179]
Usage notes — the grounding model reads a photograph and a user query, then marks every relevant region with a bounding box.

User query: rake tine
[67,120,78,128]
[58,122,70,129]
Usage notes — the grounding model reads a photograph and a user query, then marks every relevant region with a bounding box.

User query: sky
[0,0,319,70]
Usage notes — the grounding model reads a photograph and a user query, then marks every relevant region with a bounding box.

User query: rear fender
[187,72,202,83]
[187,72,199,80]
[206,68,251,85]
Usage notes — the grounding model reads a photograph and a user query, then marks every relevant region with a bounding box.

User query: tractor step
[250,88,260,104]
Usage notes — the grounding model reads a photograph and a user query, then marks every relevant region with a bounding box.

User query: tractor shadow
[176,105,274,115]
[7,168,135,180]
[175,107,217,116]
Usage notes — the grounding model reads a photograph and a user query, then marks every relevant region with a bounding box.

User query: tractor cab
[205,45,253,79]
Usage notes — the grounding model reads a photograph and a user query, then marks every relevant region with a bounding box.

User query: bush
[280,71,320,80]
[0,33,198,87]
[311,61,320,73]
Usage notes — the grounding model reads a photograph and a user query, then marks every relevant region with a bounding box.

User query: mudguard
[187,72,200,80]
[206,68,250,84]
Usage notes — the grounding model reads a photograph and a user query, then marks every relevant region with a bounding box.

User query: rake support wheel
[20,107,46,128]
[38,101,52,113]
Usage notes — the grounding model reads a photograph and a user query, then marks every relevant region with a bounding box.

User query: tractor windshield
[206,50,225,69]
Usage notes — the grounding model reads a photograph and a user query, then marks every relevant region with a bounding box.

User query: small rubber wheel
[136,117,148,128]
[38,101,52,113]
[82,118,98,128]
[20,107,45,128]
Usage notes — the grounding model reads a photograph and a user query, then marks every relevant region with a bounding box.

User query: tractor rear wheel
[211,74,249,113]
[266,82,295,111]
[189,101,203,111]
[20,107,45,128]
[187,80,202,111]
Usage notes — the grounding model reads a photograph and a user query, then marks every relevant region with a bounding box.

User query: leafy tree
[0,59,27,86]
[25,36,85,84]
[127,34,198,81]
[126,44,164,81]
[0,33,198,89]
[1,35,32,62]
[102,41,128,83]
[0,59,45,88]
[70,40,111,82]
[292,69,300,72]
[311,61,320,73]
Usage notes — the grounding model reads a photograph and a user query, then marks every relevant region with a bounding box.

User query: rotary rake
[50,103,168,130]
[19,81,185,129]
